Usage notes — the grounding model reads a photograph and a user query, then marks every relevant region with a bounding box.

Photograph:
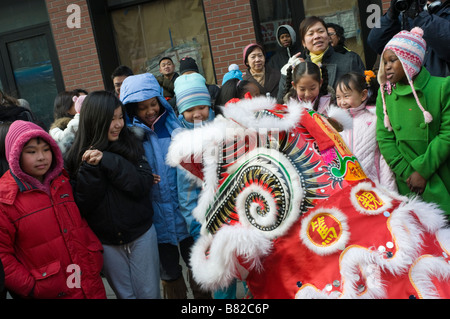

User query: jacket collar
[393,67,430,96]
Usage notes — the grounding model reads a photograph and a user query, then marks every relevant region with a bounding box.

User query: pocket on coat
[71,226,104,274]
[30,260,68,299]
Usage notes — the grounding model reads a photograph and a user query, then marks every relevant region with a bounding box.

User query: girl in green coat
[376,27,450,219]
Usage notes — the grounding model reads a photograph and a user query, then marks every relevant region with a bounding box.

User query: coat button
[420,123,427,129]
[393,124,401,131]
[42,272,47,277]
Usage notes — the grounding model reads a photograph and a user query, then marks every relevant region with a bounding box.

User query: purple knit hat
[378,27,432,131]
[5,120,63,192]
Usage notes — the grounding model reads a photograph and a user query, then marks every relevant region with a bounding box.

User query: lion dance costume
[167,96,450,299]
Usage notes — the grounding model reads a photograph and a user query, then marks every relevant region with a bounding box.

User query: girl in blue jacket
[120,73,196,299]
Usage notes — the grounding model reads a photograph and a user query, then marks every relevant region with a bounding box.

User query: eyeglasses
[328,32,336,36]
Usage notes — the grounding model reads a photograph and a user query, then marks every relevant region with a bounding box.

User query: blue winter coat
[120,73,190,245]
[176,109,215,240]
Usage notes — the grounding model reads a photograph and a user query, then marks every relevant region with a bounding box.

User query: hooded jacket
[120,73,190,245]
[0,121,105,299]
[268,24,302,73]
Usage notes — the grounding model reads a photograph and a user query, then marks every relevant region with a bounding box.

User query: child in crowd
[221,64,243,85]
[335,71,397,191]
[64,91,160,299]
[0,120,105,299]
[215,78,261,113]
[50,90,87,150]
[50,94,86,154]
[119,73,197,299]
[173,73,215,298]
[283,61,334,115]
[376,27,450,219]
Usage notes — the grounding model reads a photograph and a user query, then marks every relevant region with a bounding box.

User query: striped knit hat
[174,73,211,114]
[378,27,432,131]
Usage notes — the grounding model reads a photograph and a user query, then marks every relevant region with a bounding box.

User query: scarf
[178,108,215,130]
[250,68,265,87]
[310,47,329,65]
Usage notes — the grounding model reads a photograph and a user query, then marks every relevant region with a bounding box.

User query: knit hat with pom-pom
[378,27,432,131]
[221,64,243,85]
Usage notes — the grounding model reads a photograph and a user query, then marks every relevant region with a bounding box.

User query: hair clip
[364,70,376,86]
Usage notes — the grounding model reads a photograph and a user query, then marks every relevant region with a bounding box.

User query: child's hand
[82,149,103,166]
[406,171,426,195]
[152,174,161,184]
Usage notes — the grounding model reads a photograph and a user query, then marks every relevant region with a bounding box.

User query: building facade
[0,0,389,127]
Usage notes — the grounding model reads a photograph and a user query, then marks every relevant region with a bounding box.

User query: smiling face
[136,97,161,127]
[247,47,265,72]
[108,106,124,142]
[302,21,329,55]
[20,138,52,182]
[382,49,407,84]
[336,84,368,109]
[159,59,175,77]
[327,27,339,47]
[292,74,322,103]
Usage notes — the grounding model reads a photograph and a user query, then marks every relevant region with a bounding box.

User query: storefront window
[0,0,48,34]
[110,0,215,84]
[255,0,294,58]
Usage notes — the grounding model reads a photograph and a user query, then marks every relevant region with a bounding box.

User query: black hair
[111,65,134,80]
[325,23,346,46]
[214,79,259,115]
[335,72,379,105]
[73,88,89,96]
[159,57,173,65]
[53,91,75,120]
[64,91,144,178]
[283,61,329,111]
[299,16,328,53]
[124,98,165,124]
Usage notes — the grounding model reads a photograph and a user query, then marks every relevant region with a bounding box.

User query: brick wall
[203,0,256,84]
[45,0,104,92]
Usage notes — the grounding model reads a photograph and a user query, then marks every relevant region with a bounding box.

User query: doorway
[0,24,64,128]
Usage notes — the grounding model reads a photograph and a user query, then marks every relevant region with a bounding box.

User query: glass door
[0,25,63,128]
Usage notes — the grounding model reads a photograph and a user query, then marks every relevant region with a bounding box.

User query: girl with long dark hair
[65,91,160,299]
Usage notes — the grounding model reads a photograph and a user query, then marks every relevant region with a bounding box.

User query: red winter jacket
[0,169,106,299]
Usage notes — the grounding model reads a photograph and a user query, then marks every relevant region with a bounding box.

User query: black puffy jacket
[74,151,154,245]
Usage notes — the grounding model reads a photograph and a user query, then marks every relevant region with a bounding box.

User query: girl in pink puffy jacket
[335,72,397,191]
[0,120,106,299]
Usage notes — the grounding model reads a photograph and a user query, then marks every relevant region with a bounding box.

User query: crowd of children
[0,10,448,300]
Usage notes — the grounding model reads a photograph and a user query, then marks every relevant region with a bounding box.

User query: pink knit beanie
[73,94,86,114]
[5,120,63,192]
[378,27,432,131]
